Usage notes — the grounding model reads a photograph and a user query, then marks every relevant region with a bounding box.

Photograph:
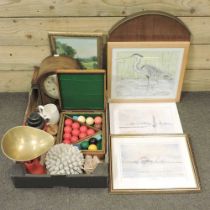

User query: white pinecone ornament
[45,144,84,175]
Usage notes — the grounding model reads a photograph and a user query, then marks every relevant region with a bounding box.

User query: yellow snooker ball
[86,117,94,125]
[88,144,97,151]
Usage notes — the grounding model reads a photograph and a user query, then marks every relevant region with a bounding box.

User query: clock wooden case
[31,55,82,105]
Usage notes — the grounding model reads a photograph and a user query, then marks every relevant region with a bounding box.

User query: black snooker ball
[89,138,97,145]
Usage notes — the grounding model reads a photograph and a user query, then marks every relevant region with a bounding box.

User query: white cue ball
[77,116,86,123]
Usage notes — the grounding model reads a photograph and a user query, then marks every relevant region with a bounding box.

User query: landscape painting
[108,42,189,102]
[49,33,103,69]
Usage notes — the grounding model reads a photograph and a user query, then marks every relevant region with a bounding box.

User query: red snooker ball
[79,132,87,139]
[65,118,73,126]
[94,116,102,124]
[87,128,95,136]
[64,126,72,133]
[72,129,80,136]
[94,124,102,129]
[71,136,78,143]
[72,122,80,129]
[63,133,71,141]
[63,139,71,144]
[80,125,88,133]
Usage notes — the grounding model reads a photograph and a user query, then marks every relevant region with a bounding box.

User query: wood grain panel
[0,17,209,46]
[0,70,210,92]
[183,70,210,91]
[0,44,209,71]
[0,17,120,46]
[0,71,33,92]
[188,45,210,70]
[0,46,50,71]
[0,0,210,17]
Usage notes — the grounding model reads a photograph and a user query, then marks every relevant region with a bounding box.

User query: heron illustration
[131,53,171,89]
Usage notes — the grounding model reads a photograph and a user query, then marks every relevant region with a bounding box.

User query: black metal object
[25,112,45,129]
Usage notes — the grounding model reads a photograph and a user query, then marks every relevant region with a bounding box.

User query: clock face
[43,74,59,99]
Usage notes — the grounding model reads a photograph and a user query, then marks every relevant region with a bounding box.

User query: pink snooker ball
[80,125,88,133]
[71,136,78,143]
[72,129,80,136]
[72,122,80,129]
[65,118,73,126]
[64,126,72,133]
[94,116,102,124]
[79,132,87,139]
[87,128,95,136]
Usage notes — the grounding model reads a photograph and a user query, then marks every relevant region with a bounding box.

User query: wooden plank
[183,70,210,91]
[0,44,209,71]
[188,45,210,70]
[0,17,119,46]
[0,69,210,92]
[0,0,210,17]
[0,46,50,71]
[0,17,209,46]
[0,71,33,92]
[180,17,210,44]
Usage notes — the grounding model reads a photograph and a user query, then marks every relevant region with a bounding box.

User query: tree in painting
[56,41,77,57]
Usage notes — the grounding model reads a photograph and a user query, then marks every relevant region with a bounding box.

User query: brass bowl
[1,126,55,161]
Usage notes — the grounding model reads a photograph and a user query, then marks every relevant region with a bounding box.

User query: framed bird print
[107,42,190,102]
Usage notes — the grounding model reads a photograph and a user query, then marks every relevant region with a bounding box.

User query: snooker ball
[94,124,102,129]
[97,141,102,150]
[80,141,89,150]
[95,134,102,141]
[86,117,94,125]
[79,132,87,139]
[64,126,72,133]
[71,136,79,143]
[64,118,73,126]
[80,125,88,133]
[72,116,78,120]
[88,144,97,151]
[74,144,81,150]
[89,138,97,145]
[63,139,71,144]
[72,129,80,136]
[72,122,80,129]
[77,116,86,123]
[94,116,102,124]
[63,133,71,141]
[87,128,95,136]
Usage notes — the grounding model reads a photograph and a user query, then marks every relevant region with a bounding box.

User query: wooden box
[11,69,108,188]
[56,69,107,158]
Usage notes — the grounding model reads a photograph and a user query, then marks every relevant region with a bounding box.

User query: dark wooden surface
[108,12,191,41]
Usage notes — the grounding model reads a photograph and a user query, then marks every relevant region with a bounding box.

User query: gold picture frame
[49,32,104,69]
[110,134,201,194]
[107,41,190,102]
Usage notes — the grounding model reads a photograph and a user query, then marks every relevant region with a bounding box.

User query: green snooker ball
[80,141,89,150]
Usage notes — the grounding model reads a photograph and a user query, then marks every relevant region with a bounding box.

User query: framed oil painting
[110,135,200,193]
[107,42,190,102]
[109,103,183,135]
[49,32,103,69]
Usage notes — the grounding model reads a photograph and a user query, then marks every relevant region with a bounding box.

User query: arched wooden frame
[108,11,191,42]
[107,12,191,102]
